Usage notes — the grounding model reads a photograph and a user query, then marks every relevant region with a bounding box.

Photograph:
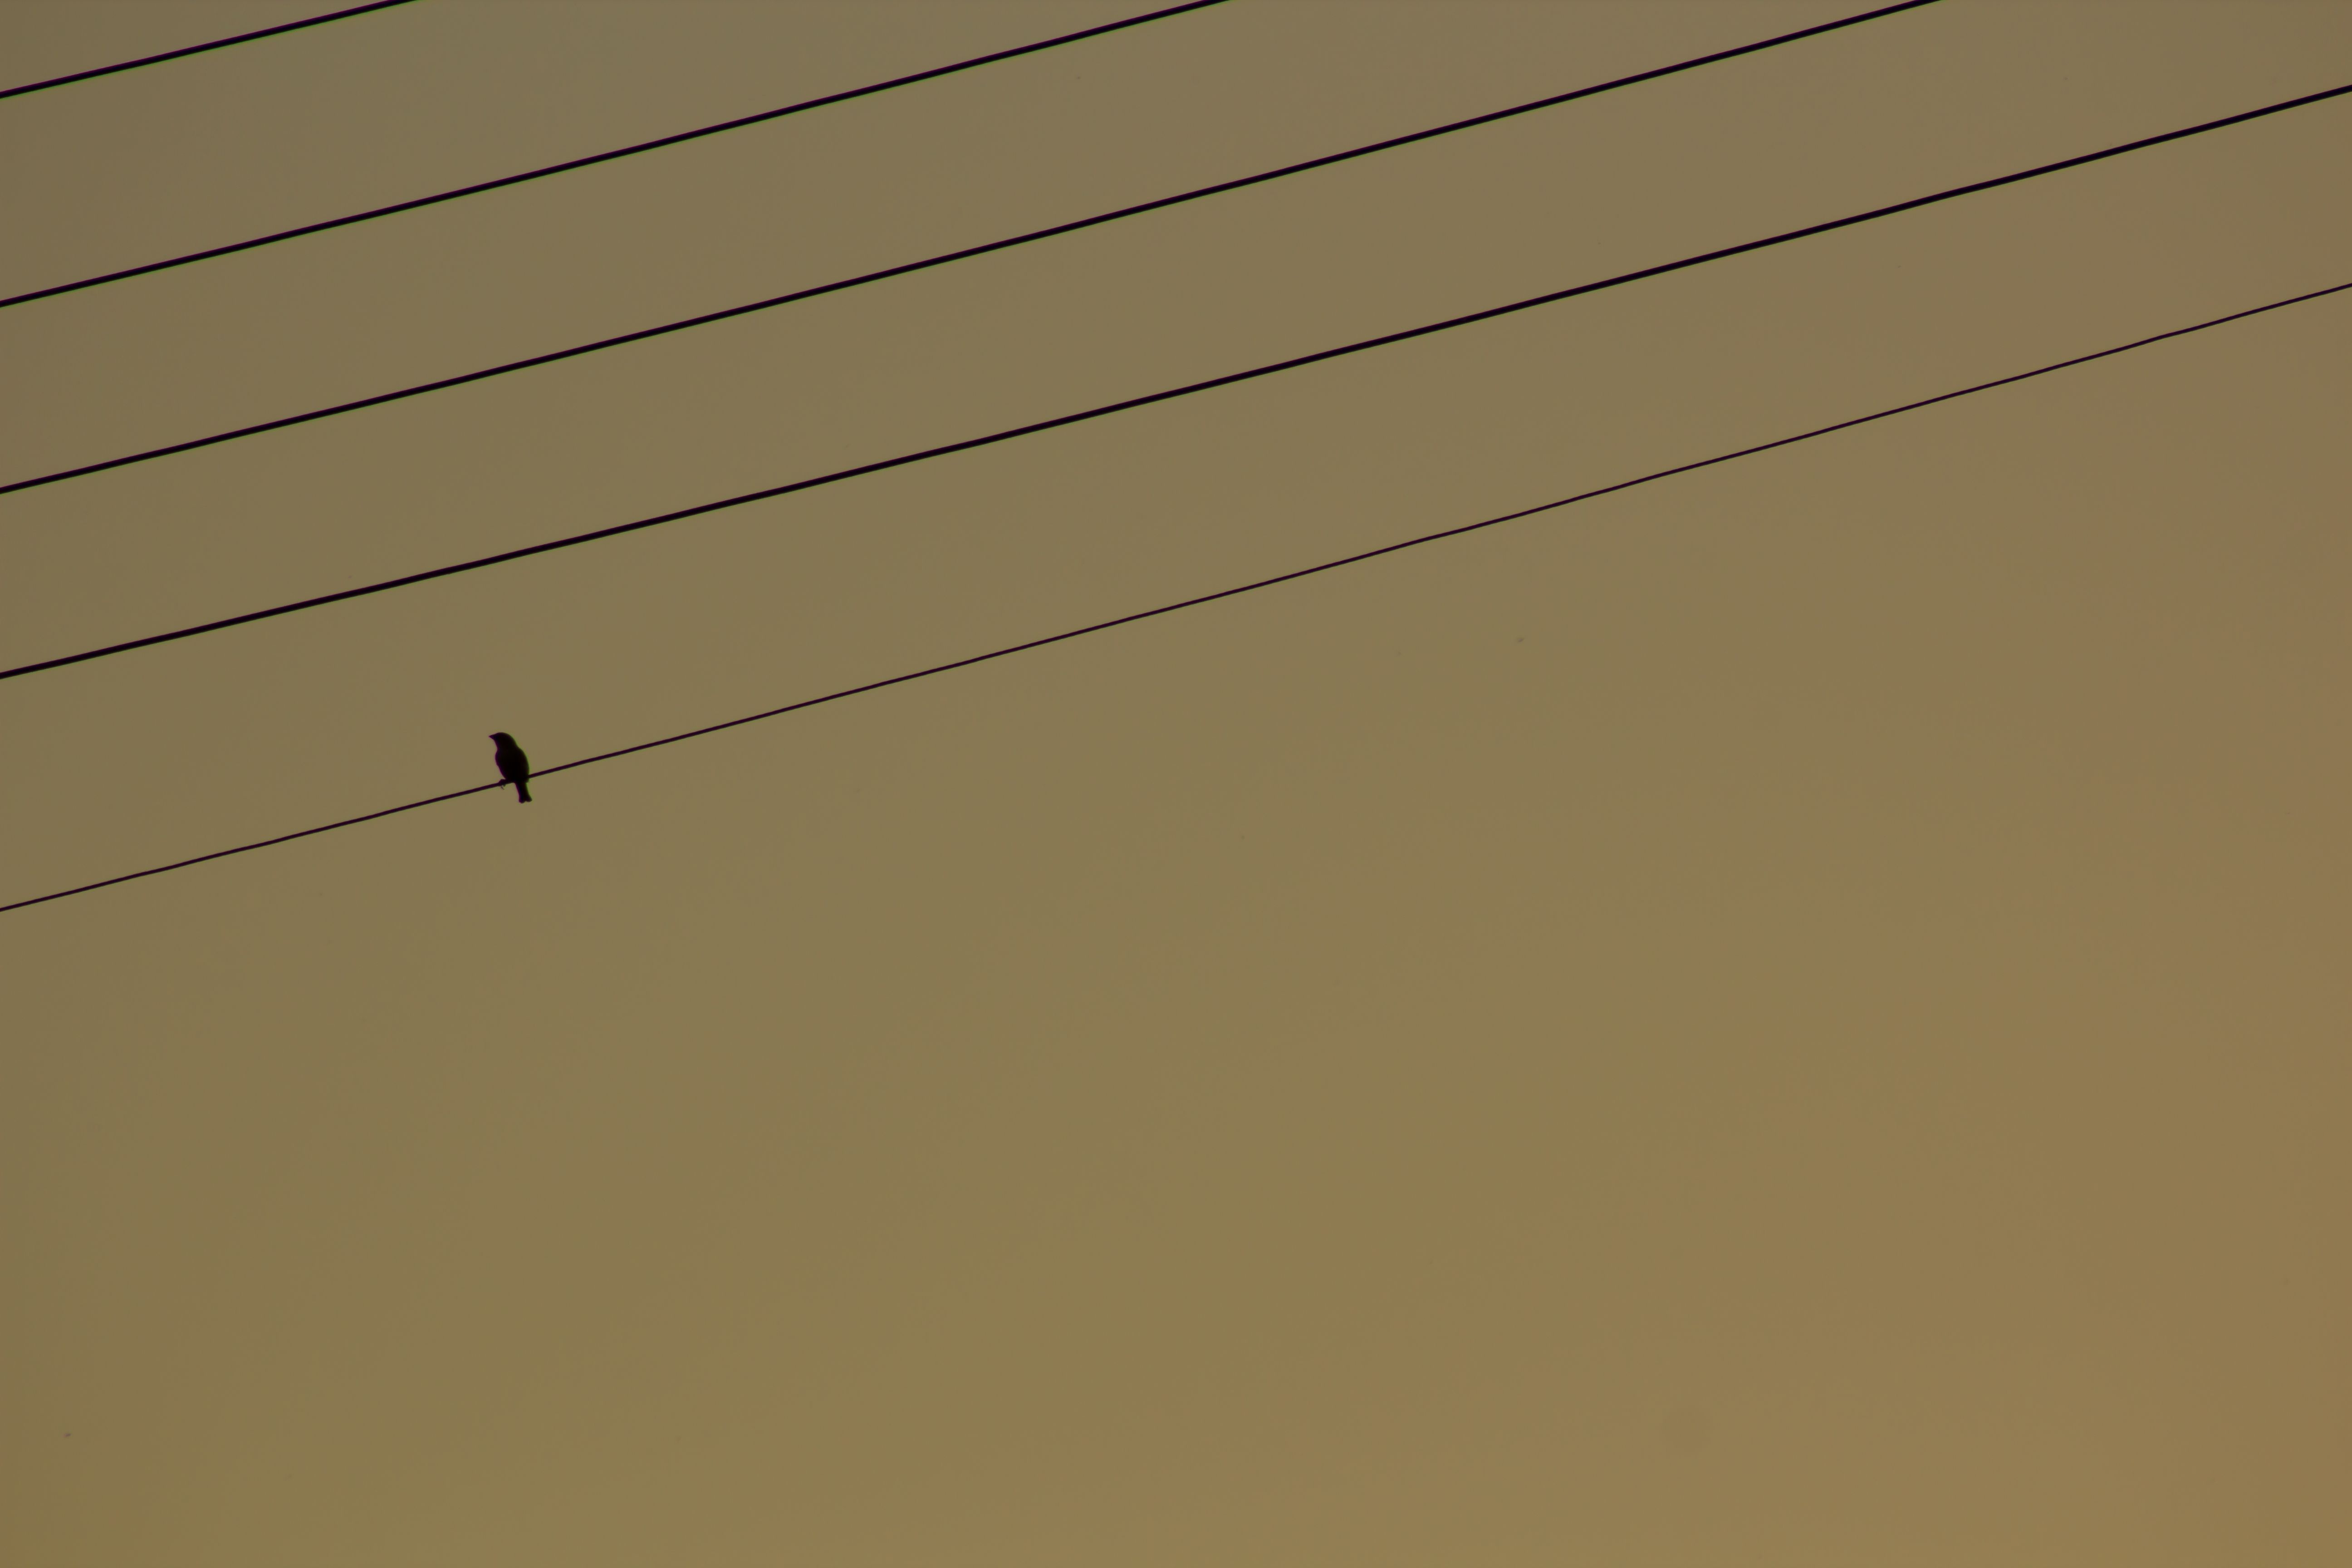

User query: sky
[3,2,2349,1563]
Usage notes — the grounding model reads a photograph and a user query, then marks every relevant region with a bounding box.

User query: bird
[490,732,533,803]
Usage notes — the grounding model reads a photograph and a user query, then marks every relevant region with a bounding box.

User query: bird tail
[515,780,533,804]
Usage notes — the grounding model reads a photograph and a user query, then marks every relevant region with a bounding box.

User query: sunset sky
[4,3,2348,1563]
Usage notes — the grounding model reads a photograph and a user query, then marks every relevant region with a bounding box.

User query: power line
[5,279,2342,918]
[0,0,1231,311]
[6,80,2342,687]
[0,0,423,102]
[0,0,1948,499]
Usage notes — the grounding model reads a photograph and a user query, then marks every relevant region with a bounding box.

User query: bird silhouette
[490,732,532,803]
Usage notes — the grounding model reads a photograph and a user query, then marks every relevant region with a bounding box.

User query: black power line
[0,0,1231,310]
[0,0,1948,498]
[5,80,2342,688]
[0,0,424,102]
[5,279,2342,917]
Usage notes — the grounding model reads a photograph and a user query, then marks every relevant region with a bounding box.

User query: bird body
[490,731,532,803]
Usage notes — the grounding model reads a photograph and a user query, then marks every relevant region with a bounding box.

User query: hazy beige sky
[4,2,2348,1563]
